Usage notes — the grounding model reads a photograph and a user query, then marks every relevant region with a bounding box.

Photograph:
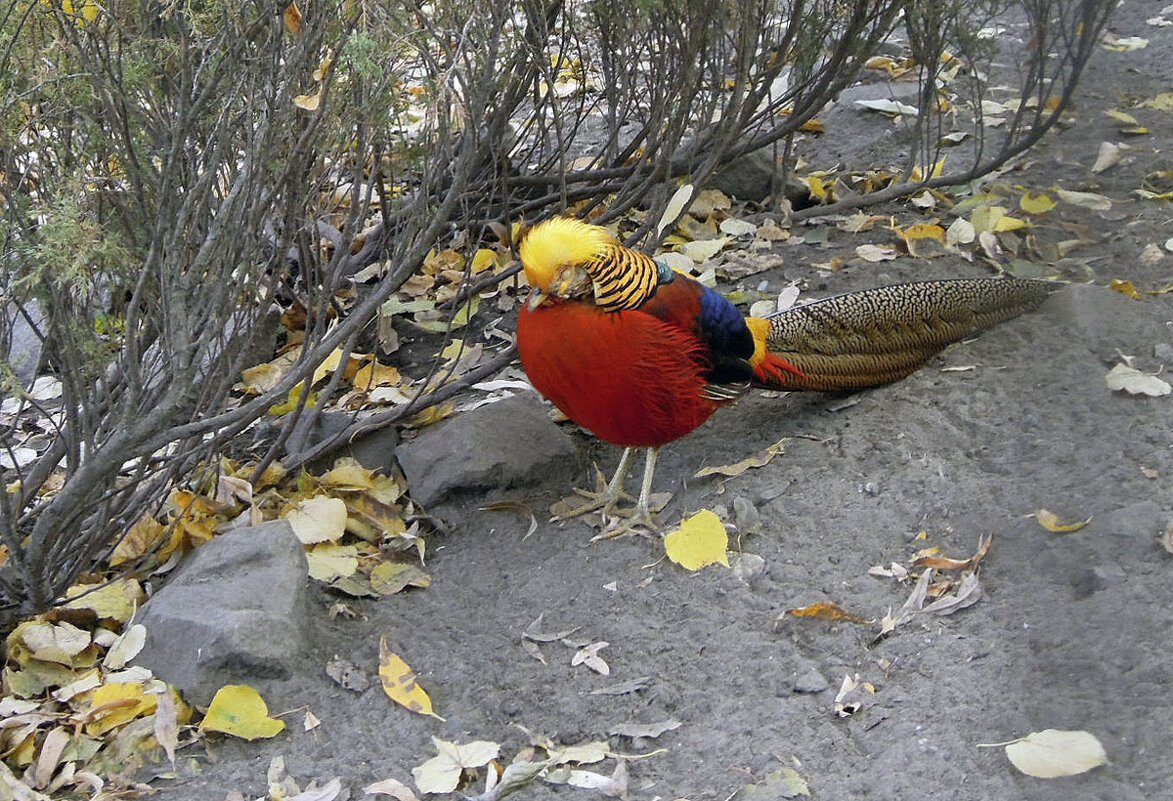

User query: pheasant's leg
[554,447,636,520]
[630,447,660,531]
[594,447,662,538]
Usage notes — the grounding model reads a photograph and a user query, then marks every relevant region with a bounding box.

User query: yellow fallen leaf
[62,578,144,624]
[269,382,316,415]
[1103,109,1139,124]
[370,561,431,595]
[909,157,946,182]
[898,222,946,243]
[311,348,346,385]
[353,361,402,390]
[971,205,1028,233]
[285,496,348,544]
[305,543,359,581]
[85,682,158,736]
[321,459,376,491]
[200,685,286,740]
[412,295,479,333]
[16,621,91,666]
[657,183,695,234]
[664,510,730,571]
[912,534,993,570]
[1109,279,1142,299]
[1140,92,1173,111]
[111,514,167,565]
[412,737,499,794]
[379,635,443,720]
[997,729,1107,778]
[470,248,498,274]
[1019,191,1056,214]
[1034,509,1091,533]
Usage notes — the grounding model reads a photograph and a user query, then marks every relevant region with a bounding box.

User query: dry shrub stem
[0,0,1112,626]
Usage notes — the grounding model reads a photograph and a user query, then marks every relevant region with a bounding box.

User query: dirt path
[153,7,1172,800]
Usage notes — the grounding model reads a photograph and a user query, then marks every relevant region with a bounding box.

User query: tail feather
[749,277,1053,391]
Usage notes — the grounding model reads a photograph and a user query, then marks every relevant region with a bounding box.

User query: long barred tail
[747,277,1053,391]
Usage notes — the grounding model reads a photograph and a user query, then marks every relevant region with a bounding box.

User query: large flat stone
[136,521,310,707]
[395,391,581,508]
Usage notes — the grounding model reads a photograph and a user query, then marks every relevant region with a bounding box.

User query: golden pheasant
[516,216,1050,529]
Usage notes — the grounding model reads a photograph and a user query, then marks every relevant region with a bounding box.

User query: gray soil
[152,6,1172,800]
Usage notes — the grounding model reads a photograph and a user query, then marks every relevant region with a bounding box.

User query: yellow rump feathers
[518,217,616,291]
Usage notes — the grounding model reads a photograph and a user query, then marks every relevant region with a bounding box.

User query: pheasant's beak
[526,289,548,311]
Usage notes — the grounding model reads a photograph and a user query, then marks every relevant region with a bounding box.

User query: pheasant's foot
[550,447,637,522]
[551,485,633,521]
[588,491,672,540]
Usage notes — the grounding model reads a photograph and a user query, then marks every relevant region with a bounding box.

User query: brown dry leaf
[109,515,166,566]
[1091,142,1121,173]
[690,188,732,218]
[283,2,302,33]
[781,601,870,624]
[293,88,322,111]
[154,688,180,767]
[326,656,371,693]
[694,437,787,478]
[363,777,422,801]
[877,568,933,637]
[608,719,682,739]
[912,533,992,570]
[833,673,874,717]
[522,615,580,644]
[921,571,982,616]
[1034,509,1091,533]
[571,641,610,675]
[855,243,898,262]
[1054,188,1112,211]
[1105,363,1172,396]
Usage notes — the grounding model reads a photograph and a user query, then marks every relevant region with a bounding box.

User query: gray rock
[707,150,809,204]
[793,666,830,694]
[302,411,401,476]
[2,300,45,384]
[136,521,310,707]
[395,392,581,508]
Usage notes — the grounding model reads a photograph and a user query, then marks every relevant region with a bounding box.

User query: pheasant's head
[518,217,615,301]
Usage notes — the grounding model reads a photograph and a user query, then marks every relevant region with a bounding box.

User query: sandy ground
[151,6,1173,800]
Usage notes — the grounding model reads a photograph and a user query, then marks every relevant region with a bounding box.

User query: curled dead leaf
[780,601,870,624]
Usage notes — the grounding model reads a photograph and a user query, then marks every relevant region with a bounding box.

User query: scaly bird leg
[630,447,660,532]
[594,447,662,539]
[554,446,636,520]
